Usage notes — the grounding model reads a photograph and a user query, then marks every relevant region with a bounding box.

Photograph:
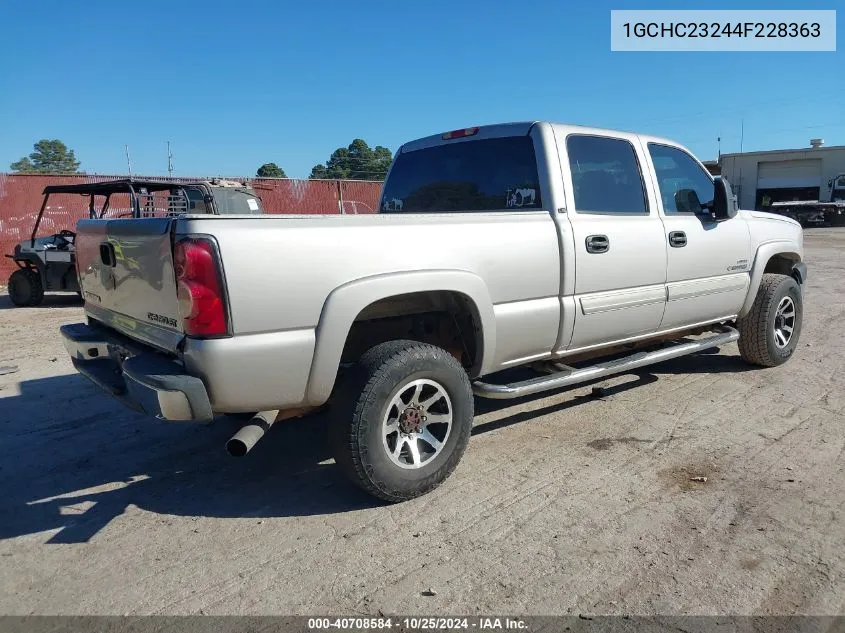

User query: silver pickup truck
[61,121,807,502]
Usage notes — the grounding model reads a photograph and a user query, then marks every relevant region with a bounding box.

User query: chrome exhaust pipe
[226,410,279,457]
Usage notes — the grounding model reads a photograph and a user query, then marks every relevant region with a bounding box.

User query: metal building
[720,140,845,211]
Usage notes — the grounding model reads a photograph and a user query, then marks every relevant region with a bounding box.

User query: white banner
[610,10,836,51]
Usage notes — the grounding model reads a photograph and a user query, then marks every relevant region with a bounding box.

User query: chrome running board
[472,326,739,400]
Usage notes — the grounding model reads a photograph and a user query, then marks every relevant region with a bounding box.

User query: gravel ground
[1,229,843,616]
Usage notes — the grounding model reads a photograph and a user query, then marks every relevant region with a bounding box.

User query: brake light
[441,127,479,140]
[174,237,228,337]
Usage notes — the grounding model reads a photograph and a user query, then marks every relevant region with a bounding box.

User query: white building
[720,140,845,210]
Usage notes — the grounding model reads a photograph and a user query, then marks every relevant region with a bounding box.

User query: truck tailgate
[75,217,184,352]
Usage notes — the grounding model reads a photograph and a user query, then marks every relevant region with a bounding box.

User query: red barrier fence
[0,173,382,280]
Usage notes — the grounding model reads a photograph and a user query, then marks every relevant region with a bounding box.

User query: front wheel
[329,340,474,502]
[8,268,44,307]
[737,273,803,367]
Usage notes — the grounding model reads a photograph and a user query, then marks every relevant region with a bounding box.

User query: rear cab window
[380,135,543,213]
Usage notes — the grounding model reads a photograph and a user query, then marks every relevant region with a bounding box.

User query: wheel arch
[304,271,496,406]
[739,242,803,319]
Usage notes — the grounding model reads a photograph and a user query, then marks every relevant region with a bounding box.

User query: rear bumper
[60,322,213,422]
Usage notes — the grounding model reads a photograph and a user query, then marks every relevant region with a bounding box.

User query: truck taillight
[441,127,479,140]
[174,237,228,337]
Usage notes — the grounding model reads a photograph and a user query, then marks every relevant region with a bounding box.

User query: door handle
[585,234,609,254]
[668,231,687,248]
[99,242,117,267]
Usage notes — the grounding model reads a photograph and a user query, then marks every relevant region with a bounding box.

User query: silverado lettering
[146,312,178,328]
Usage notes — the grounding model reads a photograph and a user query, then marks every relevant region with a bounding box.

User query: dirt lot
[1,229,843,617]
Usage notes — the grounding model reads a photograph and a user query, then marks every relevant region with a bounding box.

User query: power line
[628,88,845,128]
[310,157,393,165]
[681,120,842,148]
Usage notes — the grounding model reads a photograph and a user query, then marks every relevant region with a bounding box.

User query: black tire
[329,340,473,502]
[8,269,44,307]
[737,273,802,367]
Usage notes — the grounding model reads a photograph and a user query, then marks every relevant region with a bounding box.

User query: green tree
[10,139,81,173]
[309,139,392,181]
[403,181,501,212]
[256,162,287,178]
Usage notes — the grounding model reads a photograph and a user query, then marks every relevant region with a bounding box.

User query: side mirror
[713,177,738,221]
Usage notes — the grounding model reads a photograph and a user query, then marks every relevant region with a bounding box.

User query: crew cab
[60,122,807,502]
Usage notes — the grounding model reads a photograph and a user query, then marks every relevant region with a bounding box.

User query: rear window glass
[380,136,542,213]
[211,188,264,214]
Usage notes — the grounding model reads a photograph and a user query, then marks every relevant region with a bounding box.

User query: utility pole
[125,145,132,177]
[167,141,174,177]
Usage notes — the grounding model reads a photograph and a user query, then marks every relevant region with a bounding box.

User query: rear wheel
[737,273,802,367]
[329,340,474,502]
[8,269,44,307]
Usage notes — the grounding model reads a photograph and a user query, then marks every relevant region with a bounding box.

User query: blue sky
[1,0,842,179]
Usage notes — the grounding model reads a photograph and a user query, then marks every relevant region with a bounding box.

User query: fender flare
[738,240,803,318]
[304,270,496,406]
[9,252,47,283]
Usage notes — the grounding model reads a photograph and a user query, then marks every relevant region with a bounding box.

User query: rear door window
[380,136,542,213]
[566,135,648,215]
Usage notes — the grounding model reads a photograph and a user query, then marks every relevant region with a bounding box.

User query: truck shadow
[0,373,377,544]
[0,293,82,310]
[473,347,753,430]
[0,347,749,543]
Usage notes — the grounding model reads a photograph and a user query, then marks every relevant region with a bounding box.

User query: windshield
[380,136,542,213]
[210,187,264,214]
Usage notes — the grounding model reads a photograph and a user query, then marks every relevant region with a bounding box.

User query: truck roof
[399,121,688,155]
